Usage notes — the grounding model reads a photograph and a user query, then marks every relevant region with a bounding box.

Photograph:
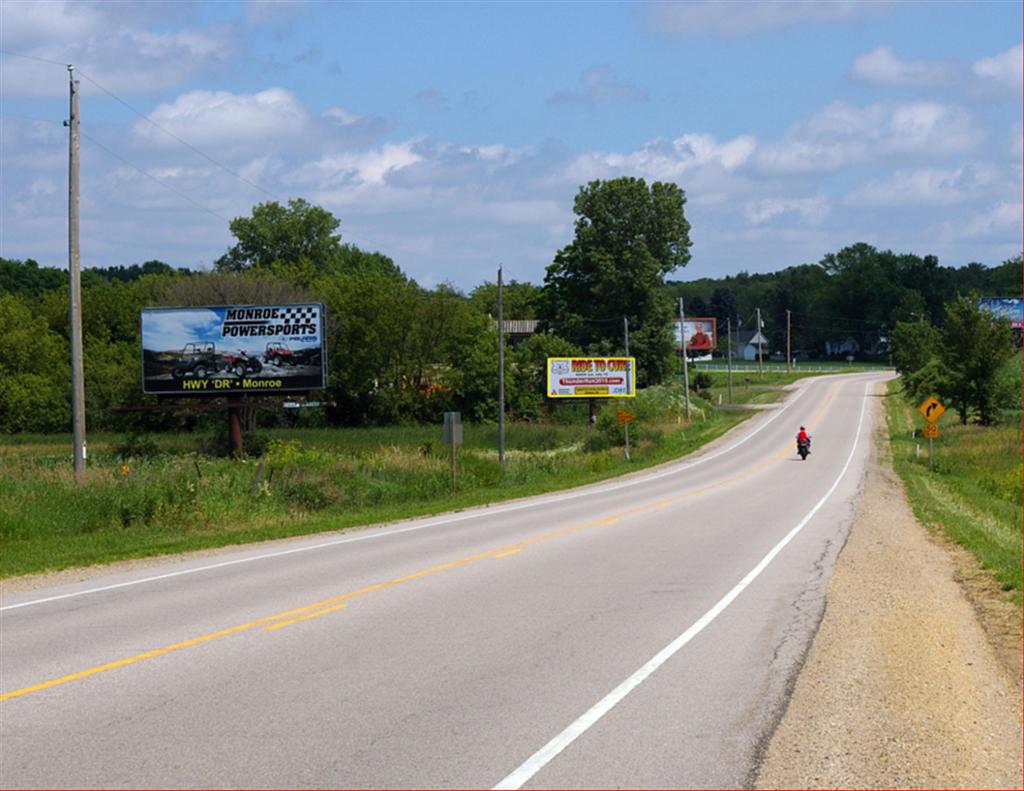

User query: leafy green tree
[936,294,1016,425]
[891,319,940,378]
[509,332,582,418]
[0,257,66,298]
[0,294,70,433]
[215,199,343,275]
[541,177,692,385]
[469,279,542,319]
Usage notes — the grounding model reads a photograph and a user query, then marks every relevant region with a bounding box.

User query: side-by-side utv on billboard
[141,303,327,395]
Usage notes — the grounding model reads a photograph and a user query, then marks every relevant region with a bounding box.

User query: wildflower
[119,465,131,477]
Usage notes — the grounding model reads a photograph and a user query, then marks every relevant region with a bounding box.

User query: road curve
[1,372,892,789]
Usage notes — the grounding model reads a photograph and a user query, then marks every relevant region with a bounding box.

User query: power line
[0,111,229,222]
[80,131,230,222]
[0,49,67,67]
[74,69,280,202]
[0,50,281,203]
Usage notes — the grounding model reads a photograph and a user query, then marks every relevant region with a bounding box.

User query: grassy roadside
[1,387,749,578]
[884,385,1022,605]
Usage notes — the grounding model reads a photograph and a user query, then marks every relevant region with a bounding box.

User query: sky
[1,0,1021,291]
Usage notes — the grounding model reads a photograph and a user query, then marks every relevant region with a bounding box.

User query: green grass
[0,387,749,578]
[885,386,1022,604]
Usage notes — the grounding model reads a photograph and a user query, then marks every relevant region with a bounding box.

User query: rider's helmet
[800,426,805,430]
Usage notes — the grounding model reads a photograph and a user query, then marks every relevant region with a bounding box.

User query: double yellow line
[2,384,842,703]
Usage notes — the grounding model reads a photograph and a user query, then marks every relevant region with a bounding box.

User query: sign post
[443,412,463,490]
[916,396,946,470]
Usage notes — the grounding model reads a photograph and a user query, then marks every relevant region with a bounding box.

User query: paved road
[1,372,891,789]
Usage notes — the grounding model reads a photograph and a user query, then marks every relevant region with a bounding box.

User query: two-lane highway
[1,372,891,788]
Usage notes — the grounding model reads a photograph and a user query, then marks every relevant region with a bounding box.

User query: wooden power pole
[67,65,87,483]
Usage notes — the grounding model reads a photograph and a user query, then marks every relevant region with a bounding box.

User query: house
[734,329,769,361]
[825,337,860,356]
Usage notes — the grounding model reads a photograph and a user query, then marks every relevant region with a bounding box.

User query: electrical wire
[0,49,280,203]
[75,69,281,202]
[79,131,231,222]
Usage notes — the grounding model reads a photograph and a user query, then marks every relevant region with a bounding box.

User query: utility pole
[678,298,691,421]
[726,316,733,404]
[756,307,764,377]
[786,309,792,373]
[497,266,505,466]
[67,65,87,483]
[623,317,630,460]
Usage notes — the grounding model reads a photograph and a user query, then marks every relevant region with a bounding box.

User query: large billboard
[141,303,327,395]
[547,357,635,398]
[673,317,717,351]
[979,297,1022,329]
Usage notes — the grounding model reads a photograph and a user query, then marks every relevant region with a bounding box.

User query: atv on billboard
[546,357,635,398]
[141,303,327,395]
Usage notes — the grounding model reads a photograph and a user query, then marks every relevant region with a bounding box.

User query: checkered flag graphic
[279,306,319,326]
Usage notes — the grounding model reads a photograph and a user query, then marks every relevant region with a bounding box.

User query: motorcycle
[796,435,811,460]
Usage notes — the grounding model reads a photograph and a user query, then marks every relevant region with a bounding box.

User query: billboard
[141,303,327,395]
[547,357,635,398]
[978,297,1022,329]
[673,317,717,351]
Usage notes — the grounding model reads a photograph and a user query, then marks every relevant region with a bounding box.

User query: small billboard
[673,317,717,352]
[547,357,635,398]
[141,303,327,395]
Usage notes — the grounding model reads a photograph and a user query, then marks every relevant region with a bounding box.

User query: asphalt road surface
[1,372,891,789]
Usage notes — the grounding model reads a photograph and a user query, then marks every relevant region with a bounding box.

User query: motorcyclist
[796,426,811,452]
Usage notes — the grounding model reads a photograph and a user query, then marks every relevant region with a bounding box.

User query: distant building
[734,329,769,361]
[492,318,540,347]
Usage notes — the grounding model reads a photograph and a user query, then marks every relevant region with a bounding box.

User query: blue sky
[1,1,1020,290]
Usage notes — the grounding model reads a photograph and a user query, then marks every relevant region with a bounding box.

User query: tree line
[1,178,1019,434]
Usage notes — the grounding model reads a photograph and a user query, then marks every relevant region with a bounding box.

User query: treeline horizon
[1,187,1020,436]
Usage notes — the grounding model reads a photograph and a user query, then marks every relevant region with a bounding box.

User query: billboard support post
[623,317,630,461]
[678,298,691,421]
[726,317,733,404]
[228,406,243,457]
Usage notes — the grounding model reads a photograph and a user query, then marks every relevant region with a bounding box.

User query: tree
[936,295,1016,425]
[215,199,343,275]
[469,279,542,319]
[541,177,692,385]
[0,294,70,433]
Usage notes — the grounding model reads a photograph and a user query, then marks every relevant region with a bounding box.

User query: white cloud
[972,44,1023,94]
[548,65,649,109]
[294,142,424,188]
[0,1,230,97]
[648,0,886,38]
[934,200,1024,243]
[852,45,956,86]
[133,88,310,151]
[564,133,756,183]
[744,196,829,225]
[756,100,982,173]
[843,165,1004,207]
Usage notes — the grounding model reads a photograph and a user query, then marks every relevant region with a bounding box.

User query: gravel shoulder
[756,385,1023,789]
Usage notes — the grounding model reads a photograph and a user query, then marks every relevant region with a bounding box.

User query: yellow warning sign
[923,422,939,439]
[616,409,637,425]
[917,396,945,421]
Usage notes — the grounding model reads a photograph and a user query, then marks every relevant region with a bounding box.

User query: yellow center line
[2,381,848,702]
[264,603,349,631]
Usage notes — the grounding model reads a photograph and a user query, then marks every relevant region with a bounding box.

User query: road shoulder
[756,386,1023,789]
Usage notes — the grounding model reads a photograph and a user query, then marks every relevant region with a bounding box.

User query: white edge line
[492,381,873,790]
[2,376,849,612]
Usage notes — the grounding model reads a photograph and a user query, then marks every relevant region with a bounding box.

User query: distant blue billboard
[978,297,1022,329]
